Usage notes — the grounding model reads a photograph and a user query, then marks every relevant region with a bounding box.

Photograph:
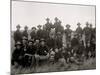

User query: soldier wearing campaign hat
[75,22,83,40]
[30,27,37,40]
[11,41,24,66]
[83,22,91,46]
[14,24,22,43]
[65,24,72,47]
[45,17,52,32]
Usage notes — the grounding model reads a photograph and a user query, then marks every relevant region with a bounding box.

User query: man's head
[24,26,28,31]
[15,41,22,49]
[35,39,39,44]
[22,36,28,45]
[90,24,93,28]
[28,40,33,46]
[32,27,36,31]
[16,24,21,31]
[54,17,59,22]
[46,18,50,23]
[77,22,81,27]
[66,24,70,29]
[86,22,89,27]
[40,39,45,46]
[37,25,42,29]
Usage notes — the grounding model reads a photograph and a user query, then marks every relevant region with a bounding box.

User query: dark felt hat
[77,22,81,26]
[46,18,50,21]
[37,25,42,27]
[55,17,58,21]
[15,41,22,46]
[24,26,28,29]
[66,24,70,27]
[86,22,89,26]
[32,27,36,30]
[16,24,21,28]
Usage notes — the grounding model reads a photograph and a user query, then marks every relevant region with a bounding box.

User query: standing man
[22,26,28,38]
[30,27,37,40]
[37,25,43,40]
[14,24,22,43]
[75,22,83,40]
[83,22,91,46]
[65,24,72,47]
[45,18,52,32]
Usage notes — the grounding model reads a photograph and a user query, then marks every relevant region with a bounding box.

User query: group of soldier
[11,17,96,69]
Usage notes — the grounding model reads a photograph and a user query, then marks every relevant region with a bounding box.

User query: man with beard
[14,24,22,43]
[22,26,28,38]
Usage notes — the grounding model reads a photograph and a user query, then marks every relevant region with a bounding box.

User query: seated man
[11,41,24,68]
[35,39,49,66]
[24,40,35,68]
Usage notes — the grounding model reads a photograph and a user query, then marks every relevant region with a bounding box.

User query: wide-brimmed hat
[32,27,36,30]
[15,41,22,46]
[16,24,21,28]
[37,25,42,27]
[86,22,89,26]
[24,26,28,29]
[77,22,81,26]
[55,17,58,21]
[66,24,70,27]
[46,18,50,21]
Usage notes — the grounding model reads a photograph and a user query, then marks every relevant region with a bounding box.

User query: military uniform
[65,27,72,46]
[22,30,28,38]
[14,30,22,43]
[30,30,37,39]
[46,37,56,49]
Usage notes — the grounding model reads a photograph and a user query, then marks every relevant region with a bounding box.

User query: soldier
[83,22,91,46]
[22,26,28,38]
[37,25,43,40]
[41,25,49,40]
[55,20,64,34]
[30,27,37,40]
[11,41,24,67]
[55,32,63,49]
[53,17,59,29]
[24,40,35,67]
[45,18,52,32]
[46,33,56,50]
[75,22,83,40]
[14,24,22,43]
[65,24,72,47]
[36,39,49,66]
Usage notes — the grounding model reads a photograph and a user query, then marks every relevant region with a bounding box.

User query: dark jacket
[14,30,22,43]
[22,30,28,38]
[37,45,48,56]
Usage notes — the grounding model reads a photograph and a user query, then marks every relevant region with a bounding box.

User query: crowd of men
[11,17,96,69]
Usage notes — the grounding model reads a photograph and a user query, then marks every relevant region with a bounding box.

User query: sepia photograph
[11,0,96,74]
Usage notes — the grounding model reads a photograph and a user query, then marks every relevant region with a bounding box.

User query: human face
[28,42,33,46]
[16,45,21,50]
